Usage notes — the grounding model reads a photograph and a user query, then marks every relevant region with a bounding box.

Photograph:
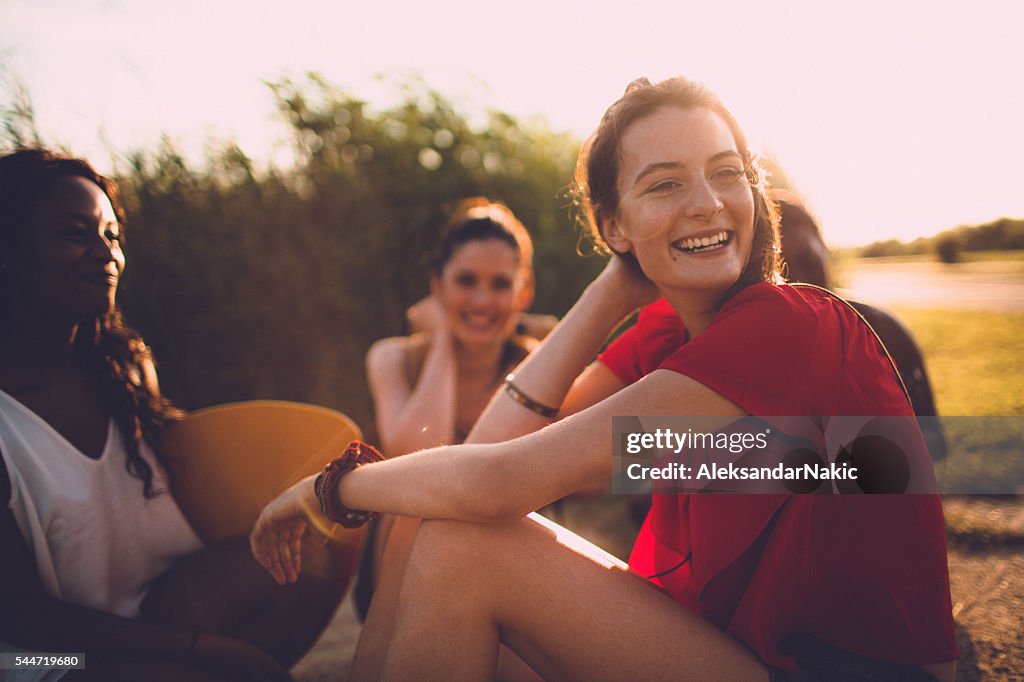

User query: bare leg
[354,515,542,681]
[350,515,421,680]
[363,513,768,682]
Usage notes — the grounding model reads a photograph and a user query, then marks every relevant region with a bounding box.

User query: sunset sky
[3,0,1021,246]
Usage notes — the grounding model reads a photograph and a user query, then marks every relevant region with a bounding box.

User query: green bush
[105,75,597,430]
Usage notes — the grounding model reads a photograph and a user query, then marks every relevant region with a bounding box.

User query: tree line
[859,218,1024,262]
[3,75,600,431]
[6,74,1019,428]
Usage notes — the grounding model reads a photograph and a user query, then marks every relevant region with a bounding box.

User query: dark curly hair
[572,76,783,305]
[0,148,182,498]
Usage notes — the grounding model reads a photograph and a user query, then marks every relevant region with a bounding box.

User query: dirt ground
[942,497,1024,680]
[293,496,1024,681]
[291,593,360,681]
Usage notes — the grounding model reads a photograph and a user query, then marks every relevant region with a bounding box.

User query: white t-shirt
[0,388,202,618]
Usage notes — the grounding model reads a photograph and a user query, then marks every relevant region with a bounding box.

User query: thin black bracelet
[503,373,559,418]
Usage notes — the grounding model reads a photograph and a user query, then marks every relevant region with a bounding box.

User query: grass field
[833,248,1024,265]
[892,307,1024,416]
[832,250,1024,293]
[890,306,1024,494]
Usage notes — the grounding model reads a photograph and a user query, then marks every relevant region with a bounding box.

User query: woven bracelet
[503,373,559,418]
[314,440,384,528]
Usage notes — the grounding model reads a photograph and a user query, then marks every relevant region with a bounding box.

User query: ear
[514,269,534,311]
[601,214,634,256]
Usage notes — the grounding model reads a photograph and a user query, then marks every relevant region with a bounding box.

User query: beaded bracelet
[314,440,384,528]
[503,373,559,418]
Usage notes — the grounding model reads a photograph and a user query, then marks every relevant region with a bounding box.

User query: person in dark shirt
[775,191,947,460]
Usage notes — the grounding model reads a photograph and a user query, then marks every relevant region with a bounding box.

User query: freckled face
[604,106,756,298]
[25,176,124,318]
[434,239,528,347]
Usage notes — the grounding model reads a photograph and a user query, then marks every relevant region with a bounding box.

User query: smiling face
[433,238,528,348]
[25,176,125,319]
[602,106,756,300]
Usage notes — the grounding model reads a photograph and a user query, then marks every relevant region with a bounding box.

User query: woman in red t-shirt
[252,77,959,681]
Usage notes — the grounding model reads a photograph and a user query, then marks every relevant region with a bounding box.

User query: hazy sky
[3,0,1021,245]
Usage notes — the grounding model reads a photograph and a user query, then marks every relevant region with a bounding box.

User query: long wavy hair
[572,76,783,305]
[0,148,182,498]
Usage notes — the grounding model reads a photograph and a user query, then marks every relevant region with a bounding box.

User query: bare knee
[410,519,508,568]
[402,518,523,606]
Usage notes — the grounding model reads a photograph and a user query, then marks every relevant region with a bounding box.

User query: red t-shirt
[599,283,959,670]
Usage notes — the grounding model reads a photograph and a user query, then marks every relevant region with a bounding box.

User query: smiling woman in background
[356,199,540,621]
[253,78,959,681]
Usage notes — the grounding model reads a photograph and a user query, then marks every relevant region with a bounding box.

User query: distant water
[839,259,1024,312]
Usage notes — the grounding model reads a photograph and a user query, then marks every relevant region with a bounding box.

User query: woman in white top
[0,149,342,681]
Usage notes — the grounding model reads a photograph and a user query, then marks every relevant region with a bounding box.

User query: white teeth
[463,313,497,328]
[674,231,729,253]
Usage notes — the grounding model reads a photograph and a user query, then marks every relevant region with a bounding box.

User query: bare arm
[517,312,559,340]
[367,329,457,456]
[251,369,744,583]
[251,257,715,583]
[374,258,644,454]
[466,257,657,445]
[343,369,744,520]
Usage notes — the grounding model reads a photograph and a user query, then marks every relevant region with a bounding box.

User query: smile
[671,230,731,254]
[461,312,500,328]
